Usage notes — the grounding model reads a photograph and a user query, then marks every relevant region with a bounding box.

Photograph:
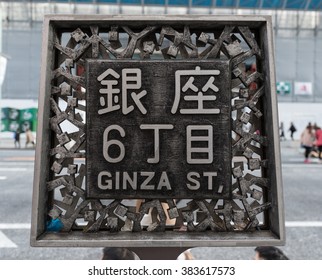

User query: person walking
[25,128,35,148]
[314,125,322,163]
[300,123,315,163]
[279,122,286,141]
[14,128,21,148]
[288,122,297,140]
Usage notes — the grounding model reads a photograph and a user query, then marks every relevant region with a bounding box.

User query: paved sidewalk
[280,139,322,164]
[280,139,302,162]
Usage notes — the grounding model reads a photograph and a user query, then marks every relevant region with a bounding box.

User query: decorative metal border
[31,15,285,247]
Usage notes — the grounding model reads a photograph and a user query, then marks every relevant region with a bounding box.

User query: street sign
[294,81,313,95]
[31,15,284,248]
[86,60,231,199]
[276,81,291,95]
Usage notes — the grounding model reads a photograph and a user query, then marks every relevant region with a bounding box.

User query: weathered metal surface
[86,60,231,199]
[31,15,284,247]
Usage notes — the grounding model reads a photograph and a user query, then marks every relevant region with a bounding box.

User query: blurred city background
[1,1,322,140]
[0,0,322,259]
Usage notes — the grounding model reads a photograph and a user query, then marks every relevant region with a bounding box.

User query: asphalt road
[0,140,321,260]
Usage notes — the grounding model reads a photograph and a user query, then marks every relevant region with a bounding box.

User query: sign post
[31,15,285,255]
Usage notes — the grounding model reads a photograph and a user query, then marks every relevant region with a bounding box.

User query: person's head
[102,247,136,260]
[254,246,289,260]
[307,124,313,132]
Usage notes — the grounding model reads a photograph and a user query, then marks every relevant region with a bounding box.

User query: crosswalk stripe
[2,157,35,161]
[0,176,7,180]
[0,168,28,172]
[283,163,322,167]
[0,223,31,229]
[285,221,322,227]
[0,162,34,166]
[0,231,18,248]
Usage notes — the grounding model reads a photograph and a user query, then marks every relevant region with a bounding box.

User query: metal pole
[165,0,168,14]
[188,0,192,14]
[209,0,216,15]
[294,14,299,103]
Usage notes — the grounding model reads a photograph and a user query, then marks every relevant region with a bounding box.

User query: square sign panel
[31,15,285,248]
[86,60,231,199]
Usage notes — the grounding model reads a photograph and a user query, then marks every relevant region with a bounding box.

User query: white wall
[1,98,38,109]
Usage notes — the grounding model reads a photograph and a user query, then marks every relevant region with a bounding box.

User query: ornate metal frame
[31,15,285,247]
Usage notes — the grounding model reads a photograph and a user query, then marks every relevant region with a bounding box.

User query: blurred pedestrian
[25,128,35,148]
[279,122,286,141]
[14,128,21,148]
[101,247,136,260]
[254,246,289,260]
[288,122,297,140]
[300,123,315,163]
[177,249,195,260]
[314,124,322,163]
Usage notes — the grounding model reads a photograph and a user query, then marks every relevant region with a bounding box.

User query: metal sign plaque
[31,15,285,248]
[86,60,231,199]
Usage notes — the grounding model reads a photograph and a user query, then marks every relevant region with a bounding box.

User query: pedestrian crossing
[0,167,28,172]
[0,224,30,248]
[0,231,17,248]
